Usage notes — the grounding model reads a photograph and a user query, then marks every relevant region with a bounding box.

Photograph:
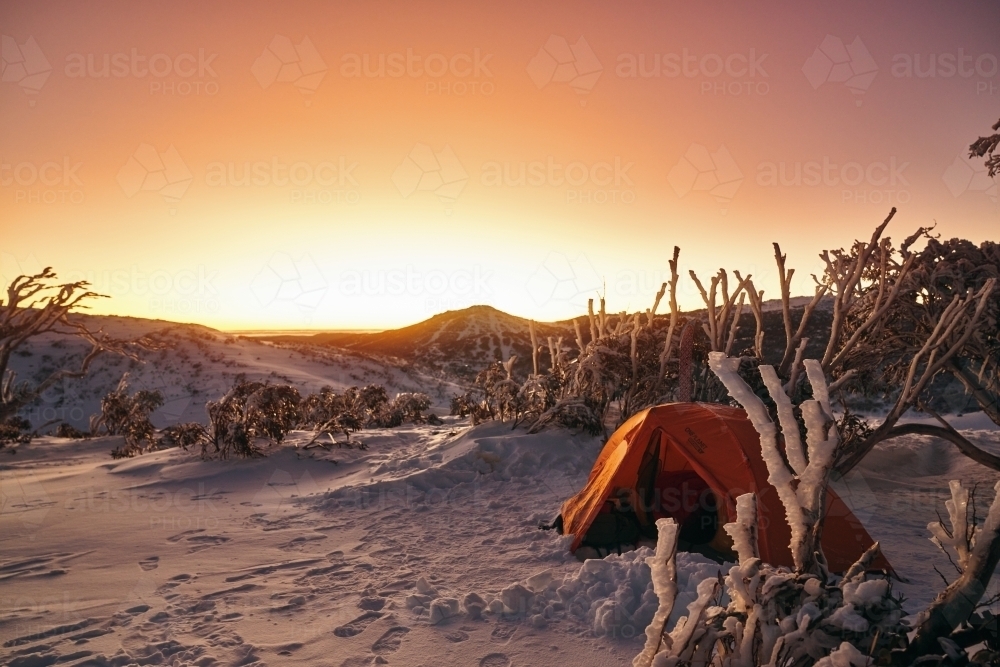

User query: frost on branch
[708,352,839,577]
[904,479,1000,662]
[634,353,922,667]
[632,481,1000,667]
[634,518,679,667]
[634,488,907,667]
[928,480,975,570]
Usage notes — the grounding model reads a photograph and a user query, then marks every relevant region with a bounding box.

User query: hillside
[6,314,462,431]
[264,301,837,379]
[267,305,577,380]
[7,298,974,433]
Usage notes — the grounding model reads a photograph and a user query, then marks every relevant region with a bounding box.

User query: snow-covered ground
[2,313,999,666]
[6,316,463,432]
[2,413,998,667]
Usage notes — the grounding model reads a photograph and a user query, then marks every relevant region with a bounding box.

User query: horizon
[2,0,998,330]
[68,294,830,336]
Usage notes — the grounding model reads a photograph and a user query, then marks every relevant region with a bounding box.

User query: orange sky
[2,0,997,330]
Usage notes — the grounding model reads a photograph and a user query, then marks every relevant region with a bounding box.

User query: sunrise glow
[2,1,997,330]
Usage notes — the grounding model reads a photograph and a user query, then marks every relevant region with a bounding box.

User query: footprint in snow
[371,626,409,655]
[185,535,230,553]
[481,653,512,667]
[358,596,386,611]
[340,657,374,667]
[166,528,204,542]
[334,611,383,637]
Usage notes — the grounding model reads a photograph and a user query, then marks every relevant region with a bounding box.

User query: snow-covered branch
[708,352,840,577]
[633,519,679,667]
[905,480,1000,660]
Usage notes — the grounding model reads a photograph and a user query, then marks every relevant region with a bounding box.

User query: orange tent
[561,402,890,573]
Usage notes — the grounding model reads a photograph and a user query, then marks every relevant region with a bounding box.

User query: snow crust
[1,332,997,666]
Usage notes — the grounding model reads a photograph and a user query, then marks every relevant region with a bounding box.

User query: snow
[1,331,998,666]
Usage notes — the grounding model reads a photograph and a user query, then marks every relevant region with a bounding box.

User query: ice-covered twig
[759,366,806,475]
[783,337,808,395]
[668,577,721,663]
[587,299,598,343]
[659,247,681,381]
[928,480,973,569]
[724,292,746,357]
[529,320,539,376]
[709,354,807,568]
[633,518,679,667]
[574,318,585,355]
[709,352,840,576]
[841,542,881,586]
[907,480,1000,660]
[649,281,667,328]
[725,493,760,563]
[724,493,764,613]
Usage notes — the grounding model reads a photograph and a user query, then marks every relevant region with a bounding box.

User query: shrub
[96,375,163,458]
[300,385,432,442]
[55,422,87,438]
[450,361,522,424]
[156,422,209,451]
[0,416,31,447]
[371,392,432,427]
[204,379,301,458]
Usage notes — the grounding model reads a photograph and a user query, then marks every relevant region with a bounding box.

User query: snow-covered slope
[6,314,463,431]
[2,417,997,667]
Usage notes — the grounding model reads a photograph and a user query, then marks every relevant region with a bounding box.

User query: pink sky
[1,0,997,329]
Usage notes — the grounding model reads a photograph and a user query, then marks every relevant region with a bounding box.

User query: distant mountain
[266,305,575,380]
[263,299,837,381]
